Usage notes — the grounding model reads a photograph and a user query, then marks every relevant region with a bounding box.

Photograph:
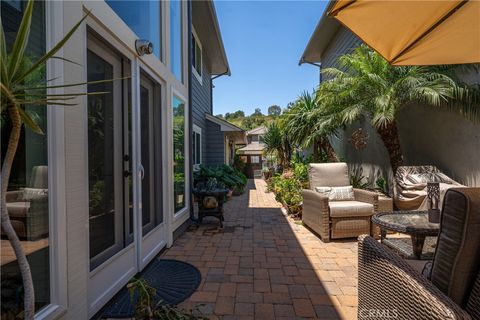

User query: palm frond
[7,0,34,81]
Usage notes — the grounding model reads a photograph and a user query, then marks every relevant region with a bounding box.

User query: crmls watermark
[359,308,399,318]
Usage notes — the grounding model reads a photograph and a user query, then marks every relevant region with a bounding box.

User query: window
[1,0,51,316]
[192,30,202,83]
[251,156,260,164]
[107,1,162,59]
[170,0,183,81]
[173,96,186,213]
[192,125,202,167]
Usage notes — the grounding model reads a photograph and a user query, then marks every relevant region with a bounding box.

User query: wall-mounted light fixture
[135,39,153,56]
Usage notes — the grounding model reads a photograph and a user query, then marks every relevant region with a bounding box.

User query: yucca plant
[263,120,290,167]
[1,1,112,318]
[283,91,339,162]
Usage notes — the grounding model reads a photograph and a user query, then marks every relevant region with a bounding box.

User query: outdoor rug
[101,259,201,318]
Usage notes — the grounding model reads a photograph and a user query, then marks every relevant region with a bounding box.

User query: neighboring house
[191,2,245,169]
[0,1,233,319]
[300,0,480,187]
[238,126,267,178]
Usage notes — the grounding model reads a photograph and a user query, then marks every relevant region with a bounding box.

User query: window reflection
[107,0,162,58]
[170,0,183,81]
[173,96,186,212]
[1,1,50,317]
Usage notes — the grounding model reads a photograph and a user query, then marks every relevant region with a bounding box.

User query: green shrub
[267,174,303,216]
[194,165,247,194]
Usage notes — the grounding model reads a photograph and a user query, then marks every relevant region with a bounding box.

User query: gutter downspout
[188,0,196,223]
[210,70,230,164]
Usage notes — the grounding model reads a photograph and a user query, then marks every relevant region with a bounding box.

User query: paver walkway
[162,179,358,319]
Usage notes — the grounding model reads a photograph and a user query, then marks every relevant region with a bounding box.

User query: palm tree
[283,91,339,162]
[319,45,478,173]
[1,3,109,318]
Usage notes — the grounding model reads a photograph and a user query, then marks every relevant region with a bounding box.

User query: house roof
[192,0,230,75]
[299,1,339,65]
[246,126,267,136]
[205,113,244,132]
[237,142,266,155]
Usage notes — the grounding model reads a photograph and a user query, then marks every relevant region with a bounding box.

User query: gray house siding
[321,28,361,81]
[206,121,225,165]
[321,26,480,190]
[192,52,212,165]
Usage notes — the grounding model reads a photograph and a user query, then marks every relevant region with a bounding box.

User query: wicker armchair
[358,188,480,320]
[302,163,378,242]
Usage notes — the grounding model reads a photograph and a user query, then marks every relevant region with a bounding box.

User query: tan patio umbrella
[328,0,480,65]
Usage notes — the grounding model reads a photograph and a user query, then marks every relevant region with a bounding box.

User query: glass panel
[170,0,183,81]
[87,50,116,259]
[192,35,202,76]
[195,40,202,76]
[173,96,186,212]
[195,133,201,165]
[107,0,161,58]
[192,132,196,165]
[140,74,162,234]
[87,42,127,270]
[1,1,50,317]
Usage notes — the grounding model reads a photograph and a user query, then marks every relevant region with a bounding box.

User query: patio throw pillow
[315,186,355,201]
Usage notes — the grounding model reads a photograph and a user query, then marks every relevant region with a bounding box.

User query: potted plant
[193,178,229,227]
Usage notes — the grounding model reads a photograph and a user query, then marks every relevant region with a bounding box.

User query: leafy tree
[268,104,282,116]
[232,110,245,118]
[320,45,479,172]
[251,108,263,117]
[283,91,339,162]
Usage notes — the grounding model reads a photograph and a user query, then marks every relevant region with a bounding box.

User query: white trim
[35,1,67,319]
[171,87,190,220]
[192,27,203,84]
[132,57,142,272]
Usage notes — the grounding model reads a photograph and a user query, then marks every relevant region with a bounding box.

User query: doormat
[101,259,201,318]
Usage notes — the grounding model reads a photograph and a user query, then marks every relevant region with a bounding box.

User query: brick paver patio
[162,179,358,319]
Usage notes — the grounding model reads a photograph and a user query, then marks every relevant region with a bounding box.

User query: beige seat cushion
[329,201,374,218]
[309,163,349,188]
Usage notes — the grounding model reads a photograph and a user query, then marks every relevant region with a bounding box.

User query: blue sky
[212,1,327,116]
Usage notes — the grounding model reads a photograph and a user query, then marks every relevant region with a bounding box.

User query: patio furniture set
[302,162,479,319]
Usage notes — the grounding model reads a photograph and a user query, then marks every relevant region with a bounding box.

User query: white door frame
[83,4,172,316]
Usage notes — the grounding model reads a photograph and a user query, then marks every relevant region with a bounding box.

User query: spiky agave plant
[0,1,113,318]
